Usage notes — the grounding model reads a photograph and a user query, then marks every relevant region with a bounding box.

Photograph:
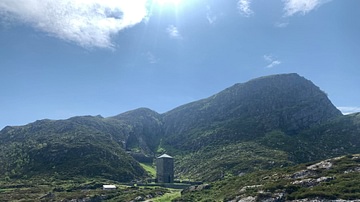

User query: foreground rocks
[226,155,360,202]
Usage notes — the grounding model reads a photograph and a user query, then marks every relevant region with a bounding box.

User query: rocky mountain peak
[162,73,342,151]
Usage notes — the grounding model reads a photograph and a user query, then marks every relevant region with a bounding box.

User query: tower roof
[157,154,173,159]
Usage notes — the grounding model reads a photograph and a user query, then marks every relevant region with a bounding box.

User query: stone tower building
[156,154,174,183]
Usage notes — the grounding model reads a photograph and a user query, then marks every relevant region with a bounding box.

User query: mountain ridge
[161,73,342,153]
[1,73,358,183]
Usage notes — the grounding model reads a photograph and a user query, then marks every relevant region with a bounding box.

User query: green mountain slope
[174,113,360,181]
[1,73,359,183]
[161,73,354,181]
[0,111,161,181]
[176,154,360,201]
[175,142,291,181]
[111,107,163,155]
[256,112,360,162]
[162,73,341,153]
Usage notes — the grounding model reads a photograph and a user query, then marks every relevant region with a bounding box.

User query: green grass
[140,163,156,177]
[0,176,173,202]
[175,141,291,181]
[156,138,166,154]
[151,190,181,202]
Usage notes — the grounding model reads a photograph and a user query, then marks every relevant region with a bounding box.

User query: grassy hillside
[175,142,291,181]
[111,107,164,154]
[0,177,170,202]
[257,113,360,163]
[162,73,342,153]
[175,154,360,201]
[1,73,359,186]
[0,115,148,181]
[174,113,360,181]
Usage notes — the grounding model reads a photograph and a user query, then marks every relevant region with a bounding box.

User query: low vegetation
[152,189,182,202]
[175,142,291,181]
[0,176,170,202]
[175,154,360,201]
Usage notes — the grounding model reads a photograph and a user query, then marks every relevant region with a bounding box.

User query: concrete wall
[156,157,174,183]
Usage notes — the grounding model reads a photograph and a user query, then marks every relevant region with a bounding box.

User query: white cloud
[166,25,182,39]
[0,0,148,49]
[264,55,282,68]
[337,107,360,115]
[274,21,289,28]
[146,51,158,64]
[237,0,253,17]
[206,5,217,24]
[283,0,332,16]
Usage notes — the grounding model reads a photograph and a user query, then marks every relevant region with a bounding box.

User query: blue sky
[0,0,359,129]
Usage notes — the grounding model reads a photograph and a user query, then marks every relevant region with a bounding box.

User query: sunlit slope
[161,73,359,181]
[175,154,360,201]
[1,73,359,183]
[0,110,162,181]
[162,73,342,152]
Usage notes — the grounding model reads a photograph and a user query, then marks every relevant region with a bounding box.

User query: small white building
[103,185,116,190]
